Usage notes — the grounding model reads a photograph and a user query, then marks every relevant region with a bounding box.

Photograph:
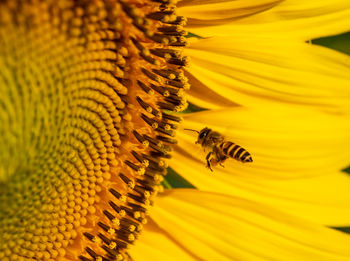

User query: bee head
[196,127,210,145]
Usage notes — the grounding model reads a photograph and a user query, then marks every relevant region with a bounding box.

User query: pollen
[0,0,187,260]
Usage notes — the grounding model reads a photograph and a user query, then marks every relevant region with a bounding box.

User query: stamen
[150,48,183,59]
[150,83,183,98]
[164,96,185,106]
[127,193,149,204]
[101,245,118,258]
[120,205,139,220]
[143,134,164,148]
[130,37,148,55]
[152,68,177,79]
[109,201,124,217]
[137,80,155,95]
[114,240,128,250]
[156,135,178,144]
[169,36,188,47]
[164,16,187,25]
[167,56,190,66]
[158,25,186,35]
[141,68,162,83]
[119,173,135,189]
[117,231,136,243]
[150,150,172,159]
[83,232,97,242]
[131,151,150,167]
[141,113,159,129]
[103,210,120,226]
[136,96,162,118]
[146,11,175,21]
[133,185,153,198]
[124,160,145,175]
[120,218,141,232]
[86,247,100,259]
[98,233,113,246]
[157,101,181,112]
[109,188,127,202]
[140,51,161,66]
[98,222,112,233]
[132,130,149,147]
[162,112,182,122]
[79,256,92,261]
[165,79,189,89]
[148,33,171,45]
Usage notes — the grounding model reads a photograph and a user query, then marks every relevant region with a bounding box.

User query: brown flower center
[0,0,187,260]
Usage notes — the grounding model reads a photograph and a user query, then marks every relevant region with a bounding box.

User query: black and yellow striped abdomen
[218,141,253,163]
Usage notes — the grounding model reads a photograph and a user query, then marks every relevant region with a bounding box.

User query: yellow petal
[184,0,350,40]
[186,37,350,113]
[129,220,196,261]
[151,189,350,261]
[177,0,281,26]
[176,106,350,179]
[172,152,350,225]
[183,70,238,110]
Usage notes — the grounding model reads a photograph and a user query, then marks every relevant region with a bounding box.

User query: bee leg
[217,154,228,168]
[206,152,214,172]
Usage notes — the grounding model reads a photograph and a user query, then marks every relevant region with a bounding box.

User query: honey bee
[185,127,253,171]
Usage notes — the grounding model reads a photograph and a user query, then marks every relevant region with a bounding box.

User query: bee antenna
[184,128,199,134]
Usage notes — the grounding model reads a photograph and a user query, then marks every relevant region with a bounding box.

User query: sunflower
[1,0,350,261]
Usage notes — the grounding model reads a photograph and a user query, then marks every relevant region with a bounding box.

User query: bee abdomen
[220,142,252,163]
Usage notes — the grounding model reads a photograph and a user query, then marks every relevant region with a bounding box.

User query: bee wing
[209,130,225,144]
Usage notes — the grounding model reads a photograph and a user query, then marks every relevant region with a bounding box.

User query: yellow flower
[0,1,350,261]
